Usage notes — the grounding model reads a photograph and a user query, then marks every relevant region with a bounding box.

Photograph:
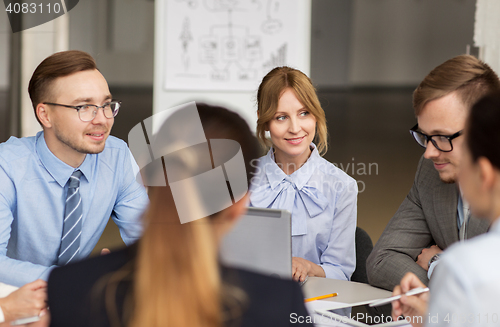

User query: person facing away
[47,103,313,327]
[0,50,149,287]
[366,55,500,291]
[250,66,357,282]
[391,91,500,327]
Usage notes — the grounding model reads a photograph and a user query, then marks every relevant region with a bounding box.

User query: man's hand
[0,280,47,323]
[292,257,325,282]
[392,273,429,327]
[416,245,442,271]
[100,248,111,255]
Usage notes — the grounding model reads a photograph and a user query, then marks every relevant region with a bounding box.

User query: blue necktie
[57,170,83,265]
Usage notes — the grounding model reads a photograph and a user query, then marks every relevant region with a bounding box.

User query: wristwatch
[428,253,441,269]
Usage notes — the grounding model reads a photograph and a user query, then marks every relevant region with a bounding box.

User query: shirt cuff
[428,260,440,279]
[0,305,5,323]
[320,264,350,281]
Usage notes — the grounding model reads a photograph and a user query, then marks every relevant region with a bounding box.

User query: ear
[478,157,496,191]
[257,111,270,132]
[36,103,52,128]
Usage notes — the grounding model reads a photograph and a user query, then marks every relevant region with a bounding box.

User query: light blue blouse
[250,144,357,280]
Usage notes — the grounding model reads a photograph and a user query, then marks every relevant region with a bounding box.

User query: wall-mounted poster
[163,0,303,91]
[474,0,500,74]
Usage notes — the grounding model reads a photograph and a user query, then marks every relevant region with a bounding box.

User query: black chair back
[351,227,373,283]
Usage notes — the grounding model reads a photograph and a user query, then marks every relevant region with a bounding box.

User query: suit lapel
[432,182,459,248]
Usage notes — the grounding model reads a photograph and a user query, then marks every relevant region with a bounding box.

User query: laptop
[219,207,292,279]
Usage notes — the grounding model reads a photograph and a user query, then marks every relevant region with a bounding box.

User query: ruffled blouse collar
[251,144,329,235]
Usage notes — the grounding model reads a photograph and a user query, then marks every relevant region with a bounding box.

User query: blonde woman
[251,67,357,282]
[47,104,312,327]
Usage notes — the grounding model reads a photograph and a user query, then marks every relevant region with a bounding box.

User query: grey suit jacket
[366,156,490,291]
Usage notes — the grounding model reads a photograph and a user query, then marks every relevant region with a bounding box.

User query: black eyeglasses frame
[409,124,463,153]
[43,100,121,122]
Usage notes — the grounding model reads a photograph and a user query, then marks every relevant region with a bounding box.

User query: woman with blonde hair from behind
[251,66,357,283]
[47,103,312,327]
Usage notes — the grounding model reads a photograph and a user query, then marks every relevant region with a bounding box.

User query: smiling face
[39,69,114,167]
[417,91,467,183]
[268,88,316,168]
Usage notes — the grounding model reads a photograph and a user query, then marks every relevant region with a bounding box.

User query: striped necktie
[57,170,83,265]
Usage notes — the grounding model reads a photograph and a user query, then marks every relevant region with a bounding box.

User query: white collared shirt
[426,218,500,326]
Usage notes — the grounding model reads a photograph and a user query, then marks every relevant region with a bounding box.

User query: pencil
[304,293,338,302]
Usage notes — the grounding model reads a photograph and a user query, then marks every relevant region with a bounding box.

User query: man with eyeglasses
[0,51,149,288]
[366,55,500,292]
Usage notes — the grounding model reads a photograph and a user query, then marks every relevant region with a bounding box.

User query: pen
[304,293,338,302]
[10,315,41,325]
[369,287,430,307]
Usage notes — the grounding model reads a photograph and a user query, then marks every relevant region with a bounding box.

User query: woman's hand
[391,272,429,327]
[4,312,50,327]
[0,280,47,323]
[292,257,325,282]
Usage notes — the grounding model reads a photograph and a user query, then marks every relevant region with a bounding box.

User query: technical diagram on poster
[164,0,302,91]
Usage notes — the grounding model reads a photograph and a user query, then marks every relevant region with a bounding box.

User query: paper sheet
[304,301,355,327]
[304,300,413,327]
[163,0,303,91]
[0,282,18,298]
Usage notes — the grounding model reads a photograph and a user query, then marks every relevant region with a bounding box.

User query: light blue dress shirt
[0,132,149,286]
[426,218,500,326]
[250,144,357,280]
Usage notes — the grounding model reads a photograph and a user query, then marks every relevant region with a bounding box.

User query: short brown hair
[256,66,328,155]
[28,50,97,124]
[413,55,500,116]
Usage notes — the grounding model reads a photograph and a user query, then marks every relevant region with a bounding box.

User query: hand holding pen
[391,272,430,327]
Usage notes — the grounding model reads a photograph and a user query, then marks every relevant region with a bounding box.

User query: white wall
[0,9,9,90]
[20,14,69,137]
[474,0,500,75]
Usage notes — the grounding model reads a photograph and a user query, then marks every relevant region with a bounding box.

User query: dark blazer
[366,156,490,291]
[48,244,312,327]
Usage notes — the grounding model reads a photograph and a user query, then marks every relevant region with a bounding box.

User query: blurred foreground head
[131,103,260,327]
[459,92,500,221]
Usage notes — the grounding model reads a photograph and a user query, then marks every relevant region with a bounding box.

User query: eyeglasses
[409,124,463,152]
[43,101,121,122]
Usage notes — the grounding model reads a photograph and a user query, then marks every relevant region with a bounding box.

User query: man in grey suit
[367,55,500,291]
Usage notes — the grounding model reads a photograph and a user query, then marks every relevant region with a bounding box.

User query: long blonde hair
[129,187,221,327]
[126,104,261,327]
[256,66,328,155]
